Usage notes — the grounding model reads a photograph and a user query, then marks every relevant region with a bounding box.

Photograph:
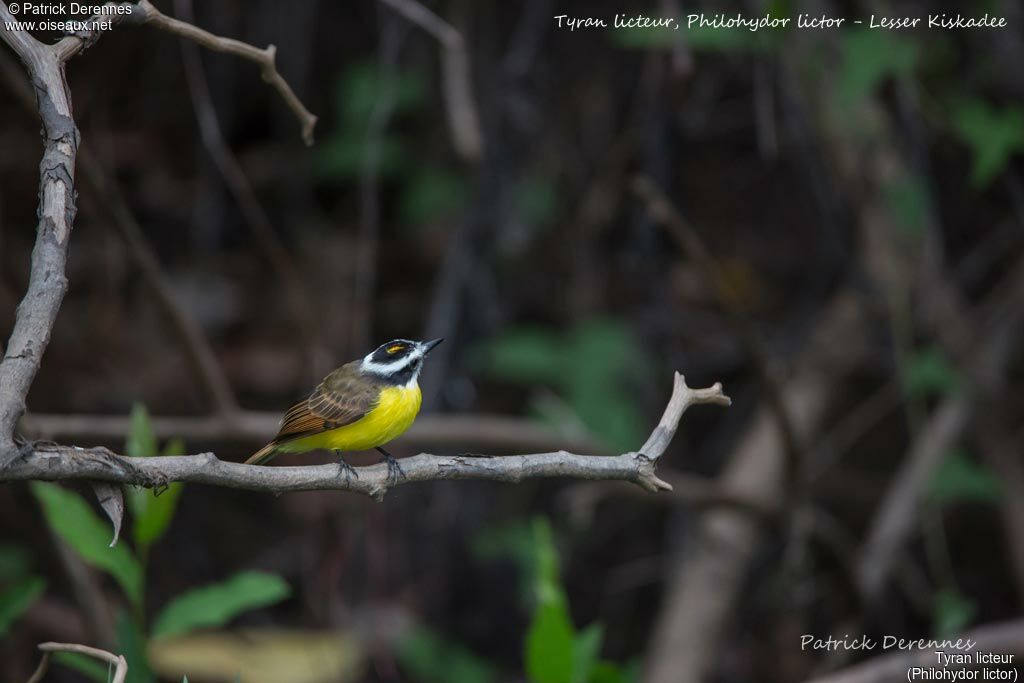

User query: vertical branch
[0,10,79,466]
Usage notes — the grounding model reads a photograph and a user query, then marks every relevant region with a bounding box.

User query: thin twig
[173,0,329,376]
[633,175,812,487]
[36,642,128,683]
[4,373,730,500]
[378,0,483,163]
[76,0,319,145]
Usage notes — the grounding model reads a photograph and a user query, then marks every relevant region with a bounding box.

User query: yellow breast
[281,384,422,453]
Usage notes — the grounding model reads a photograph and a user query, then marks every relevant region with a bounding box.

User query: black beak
[421,338,444,354]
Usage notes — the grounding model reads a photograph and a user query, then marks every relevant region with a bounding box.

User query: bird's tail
[245,442,278,466]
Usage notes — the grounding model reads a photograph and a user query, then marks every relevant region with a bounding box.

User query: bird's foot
[336,457,359,482]
[376,447,406,487]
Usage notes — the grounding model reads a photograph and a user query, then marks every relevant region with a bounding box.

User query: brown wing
[272,363,380,443]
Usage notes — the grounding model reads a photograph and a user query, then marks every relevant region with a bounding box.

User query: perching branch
[2,373,730,500]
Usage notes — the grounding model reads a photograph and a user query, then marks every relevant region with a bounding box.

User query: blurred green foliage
[152,571,291,639]
[840,29,917,105]
[951,99,1024,188]
[26,404,291,682]
[0,542,44,637]
[404,518,634,683]
[524,519,633,683]
[316,62,469,229]
[126,405,186,558]
[901,346,962,400]
[31,482,144,607]
[316,63,427,179]
[0,576,45,636]
[398,626,498,683]
[54,652,114,681]
[885,175,931,238]
[932,587,977,639]
[479,319,652,451]
[928,449,1002,505]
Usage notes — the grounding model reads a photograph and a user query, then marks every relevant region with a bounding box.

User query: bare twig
[34,642,128,683]
[4,373,730,500]
[378,0,483,163]
[173,0,329,375]
[633,175,812,486]
[66,0,319,145]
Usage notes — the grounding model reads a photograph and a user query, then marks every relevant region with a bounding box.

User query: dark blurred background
[1,0,1023,681]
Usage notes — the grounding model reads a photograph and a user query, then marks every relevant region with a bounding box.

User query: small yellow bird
[246,338,443,482]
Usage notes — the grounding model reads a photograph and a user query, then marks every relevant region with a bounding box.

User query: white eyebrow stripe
[360,349,425,377]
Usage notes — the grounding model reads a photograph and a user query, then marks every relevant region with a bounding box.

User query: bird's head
[361,338,443,385]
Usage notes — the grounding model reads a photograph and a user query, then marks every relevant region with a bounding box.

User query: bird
[246,338,443,483]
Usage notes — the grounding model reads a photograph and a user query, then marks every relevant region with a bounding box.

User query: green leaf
[589,661,637,683]
[572,623,604,683]
[31,483,143,606]
[0,576,45,635]
[397,625,497,683]
[526,601,576,683]
[525,517,577,683]
[152,571,291,639]
[117,610,154,683]
[928,449,1003,505]
[53,652,112,682]
[932,588,977,638]
[130,483,185,552]
[902,346,962,399]
[840,29,917,104]
[127,414,187,552]
[952,100,1024,188]
[126,403,158,458]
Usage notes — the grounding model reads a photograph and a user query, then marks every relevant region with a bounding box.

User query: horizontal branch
[4,373,729,500]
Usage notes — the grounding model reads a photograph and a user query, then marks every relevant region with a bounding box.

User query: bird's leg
[334,453,359,481]
[376,447,405,486]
